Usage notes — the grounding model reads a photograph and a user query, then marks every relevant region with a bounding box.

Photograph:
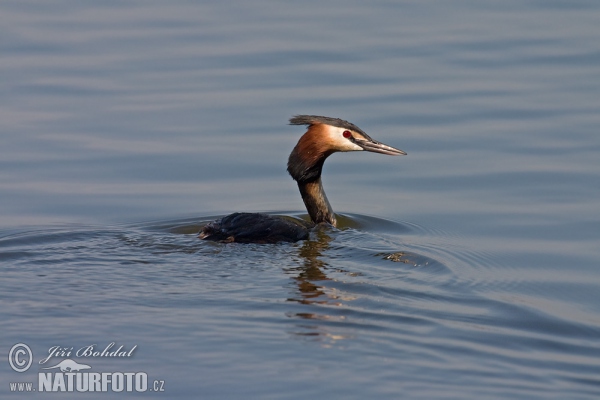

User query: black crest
[289,115,373,141]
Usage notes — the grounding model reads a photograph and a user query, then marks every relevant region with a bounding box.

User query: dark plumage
[289,115,370,138]
[199,213,310,244]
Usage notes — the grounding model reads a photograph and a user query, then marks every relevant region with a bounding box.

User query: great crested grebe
[199,115,406,243]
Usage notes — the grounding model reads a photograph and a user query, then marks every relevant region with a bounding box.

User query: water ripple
[1,210,599,398]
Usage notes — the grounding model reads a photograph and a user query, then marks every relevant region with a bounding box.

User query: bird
[199,115,406,243]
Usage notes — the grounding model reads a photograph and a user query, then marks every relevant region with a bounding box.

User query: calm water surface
[1,1,600,399]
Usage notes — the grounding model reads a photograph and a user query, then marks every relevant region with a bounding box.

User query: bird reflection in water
[284,227,356,344]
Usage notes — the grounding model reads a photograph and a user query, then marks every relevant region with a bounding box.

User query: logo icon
[8,343,33,373]
[42,359,91,372]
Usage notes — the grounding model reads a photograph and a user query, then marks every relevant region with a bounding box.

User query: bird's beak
[355,139,407,156]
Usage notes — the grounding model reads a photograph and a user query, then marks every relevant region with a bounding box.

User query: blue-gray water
[1,1,600,398]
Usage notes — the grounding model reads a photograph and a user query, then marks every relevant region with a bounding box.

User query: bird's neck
[298,177,336,226]
[287,126,337,226]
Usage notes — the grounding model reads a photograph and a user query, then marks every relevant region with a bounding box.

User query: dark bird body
[199,212,310,244]
[199,115,406,243]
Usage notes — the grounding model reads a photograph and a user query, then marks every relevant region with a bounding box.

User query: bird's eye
[343,130,352,139]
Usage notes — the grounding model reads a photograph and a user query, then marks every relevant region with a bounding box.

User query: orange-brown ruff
[199,115,406,243]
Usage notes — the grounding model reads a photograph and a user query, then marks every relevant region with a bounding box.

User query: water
[1,0,600,398]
